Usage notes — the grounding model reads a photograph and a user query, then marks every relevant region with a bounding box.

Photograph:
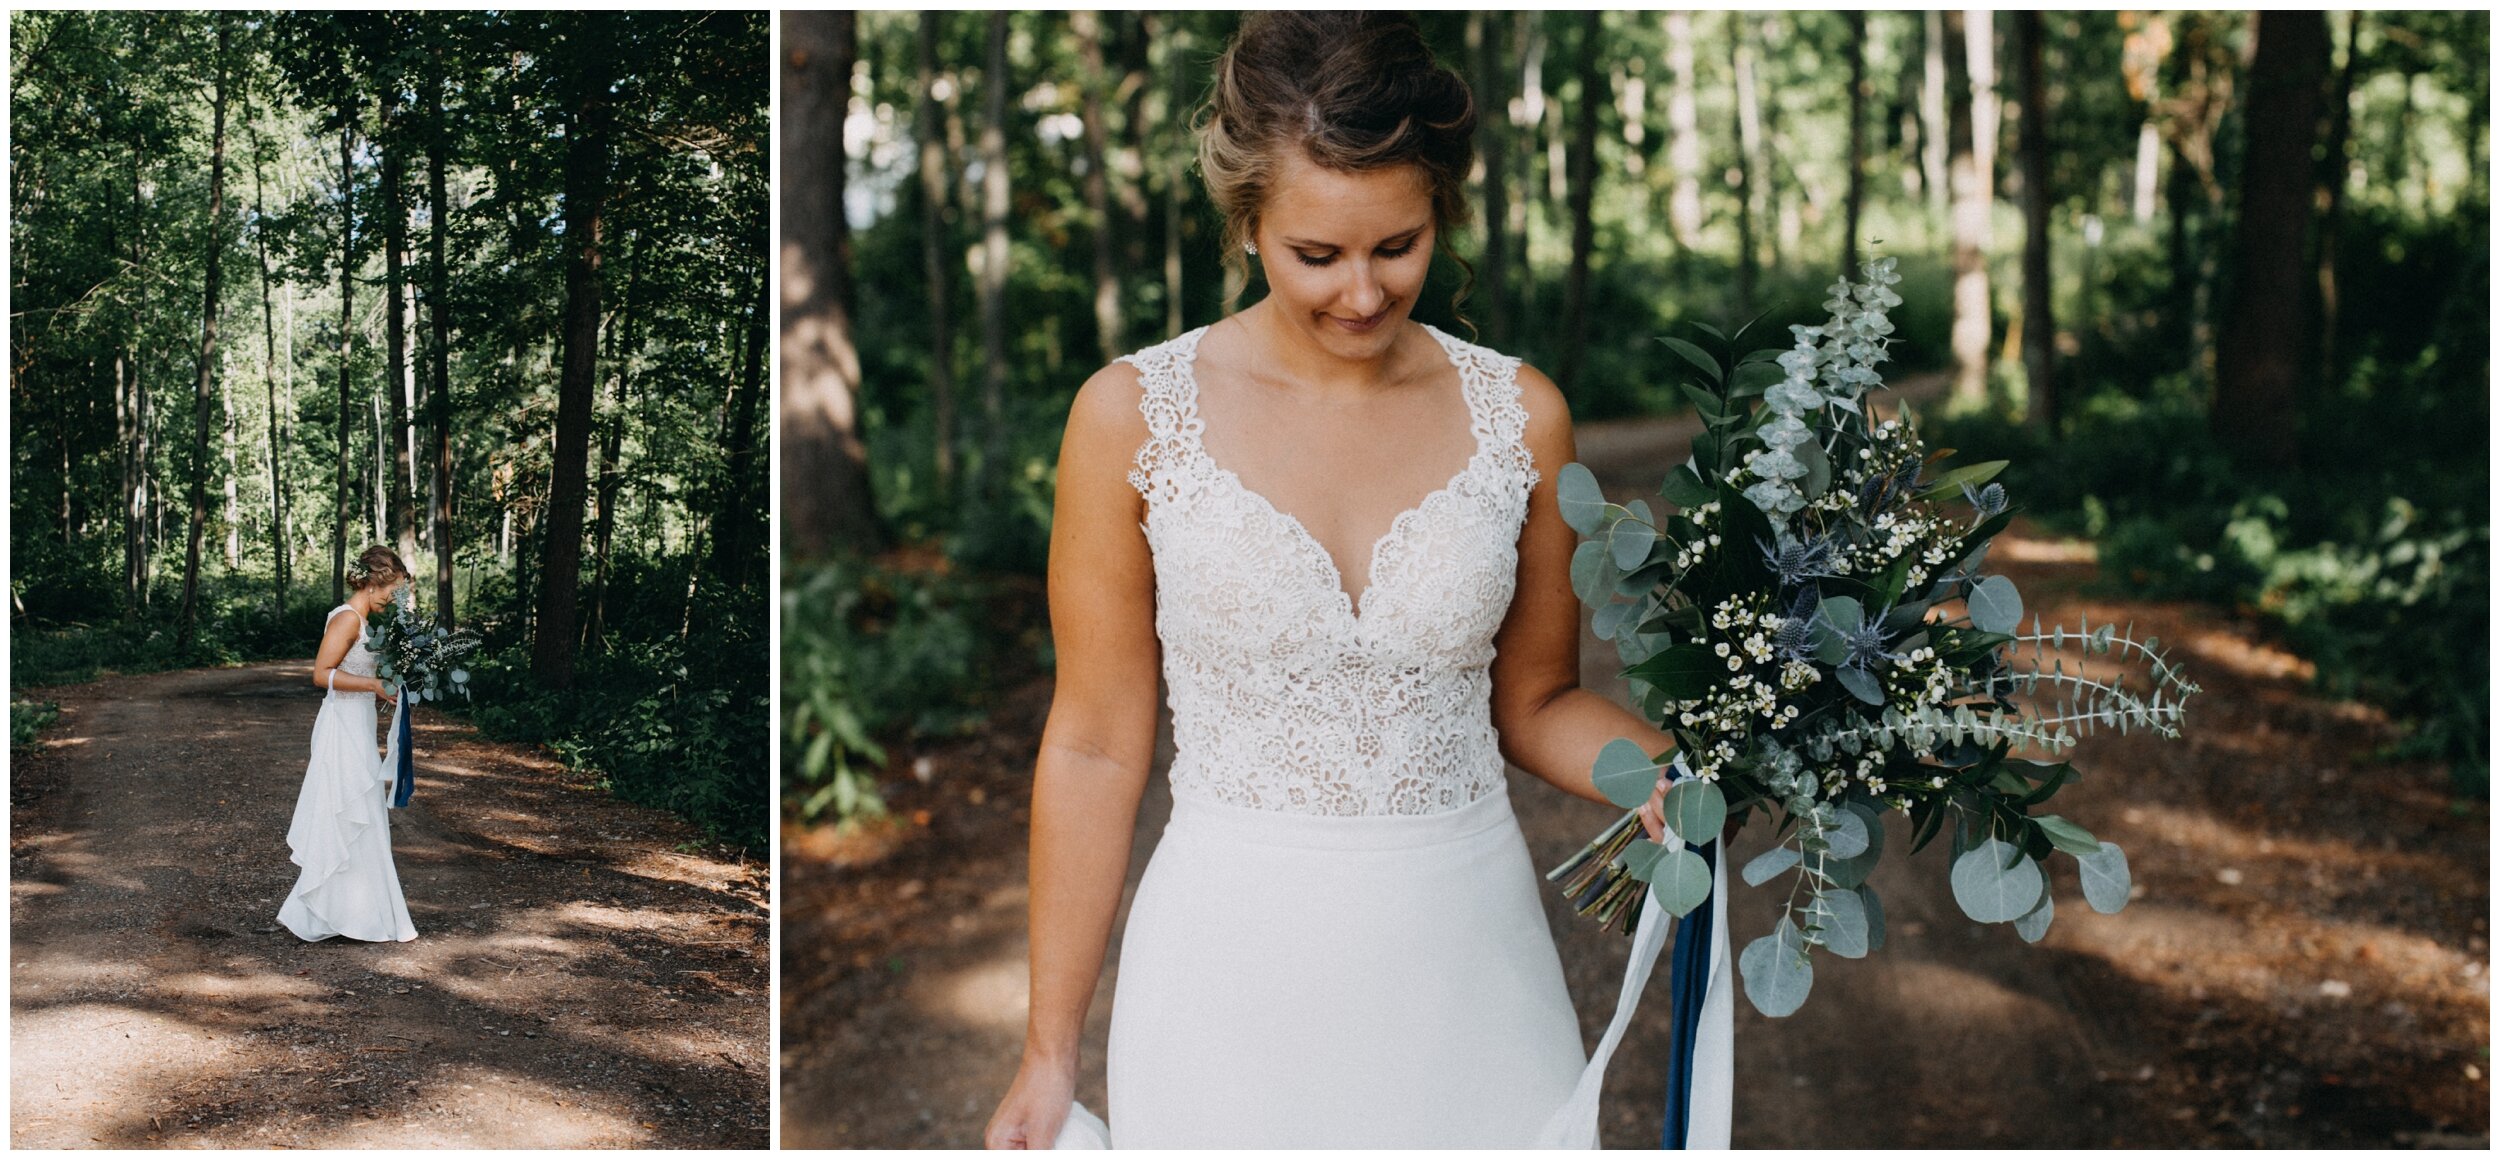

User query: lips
[1327,305,1394,334]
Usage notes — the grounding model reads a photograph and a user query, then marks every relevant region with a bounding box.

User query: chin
[1307,309,1407,357]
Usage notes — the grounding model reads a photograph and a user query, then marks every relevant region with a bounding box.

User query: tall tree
[1074,10,1123,364]
[177,15,233,655]
[779,11,878,558]
[332,117,355,604]
[1470,11,1511,344]
[529,24,615,688]
[1921,11,1950,225]
[2014,10,2055,430]
[1732,16,1764,315]
[379,58,416,562]
[1943,10,1993,410]
[2314,10,2361,382]
[1664,11,1703,254]
[424,45,455,623]
[1843,10,1869,280]
[976,12,1012,496]
[247,96,289,618]
[915,11,958,496]
[2213,11,2328,471]
[1558,10,1603,396]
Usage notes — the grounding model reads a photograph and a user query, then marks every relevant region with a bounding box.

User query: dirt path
[781,386,2487,1148]
[10,661,770,1149]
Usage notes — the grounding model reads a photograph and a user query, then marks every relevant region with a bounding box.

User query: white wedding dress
[1055,324,1731,1148]
[276,605,418,943]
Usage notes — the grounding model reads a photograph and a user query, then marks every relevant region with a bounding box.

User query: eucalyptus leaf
[1835,666,1887,705]
[2077,841,2132,914]
[1950,837,2046,923]
[1796,434,1832,500]
[1741,844,1802,887]
[1592,598,1642,642]
[1558,462,1608,535]
[1652,848,1714,918]
[1619,837,1668,881]
[1609,517,1656,571]
[1814,888,1870,958]
[1822,808,1870,859]
[1570,540,1618,606]
[2031,814,2102,857]
[1857,883,1887,951]
[1739,919,1814,1017]
[1590,739,1664,809]
[1968,574,2024,634]
[1662,778,1728,845]
[2014,886,2055,943]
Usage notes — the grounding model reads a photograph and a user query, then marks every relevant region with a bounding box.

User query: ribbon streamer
[380,695,415,809]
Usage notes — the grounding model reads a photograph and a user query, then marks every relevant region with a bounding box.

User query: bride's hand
[375,681,399,708]
[1637,774,1669,842]
[985,1053,1077,1149]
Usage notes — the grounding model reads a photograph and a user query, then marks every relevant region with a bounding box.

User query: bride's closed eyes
[1287,235,1424,268]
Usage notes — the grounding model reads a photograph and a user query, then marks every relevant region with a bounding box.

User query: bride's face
[1249,152,1436,361]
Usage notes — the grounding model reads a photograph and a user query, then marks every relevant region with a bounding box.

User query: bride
[987,14,1716,1148]
[276,544,419,943]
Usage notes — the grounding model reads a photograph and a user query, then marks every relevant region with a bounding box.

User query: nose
[1344,260,1387,317]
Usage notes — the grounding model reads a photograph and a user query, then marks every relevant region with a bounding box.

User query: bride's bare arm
[310,611,391,699]
[988,364,1163,1148]
[1489,365,1674,840]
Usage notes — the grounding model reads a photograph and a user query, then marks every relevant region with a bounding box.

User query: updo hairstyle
[347,545,409,592]
[1197,13,1478,312]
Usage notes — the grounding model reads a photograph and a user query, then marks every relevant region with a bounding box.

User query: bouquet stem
[1546,809,1651,935]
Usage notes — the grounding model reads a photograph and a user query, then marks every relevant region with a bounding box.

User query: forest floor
[9,661,771,1149]
[780,380,2489,1148]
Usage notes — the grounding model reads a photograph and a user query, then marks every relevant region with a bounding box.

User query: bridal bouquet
[1546,256,2199,1017]
[370,590,480,704]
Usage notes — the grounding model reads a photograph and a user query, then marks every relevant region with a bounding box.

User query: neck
[1235,299,1411,401]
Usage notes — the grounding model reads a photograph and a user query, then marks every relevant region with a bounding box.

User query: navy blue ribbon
[390,698,415,808]
[1659,836,1718,1149]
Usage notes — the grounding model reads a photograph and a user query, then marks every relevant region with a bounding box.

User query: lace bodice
[328,605,377,681]
[1121,324,1541,816]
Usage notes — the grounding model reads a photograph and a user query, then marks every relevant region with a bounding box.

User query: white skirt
[276,691,417,943]
[1100,787,1586,1147]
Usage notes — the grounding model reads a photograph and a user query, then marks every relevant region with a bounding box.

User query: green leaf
[1679,381,1727,423]
[1857,883,1887,951]
[1656,335,1725,385]
[1742,844,1801,886]
[2077,841,2132,914]
[1814,887,1870,958]
[1729,358,1783,397]
[1968,574,2024,634]
[1558,462,1608,535]
[1950,837,2046,923]
[1619,837,1668,880]
[1592,598,1642,642]
[1622,643,1724,701]
[2014,886,2055,943]
[1822,808,1870,859]
[1660,464,1715,509]
[1796,432,1832,499]
[1913,459,2009,502]
[1663,778,1728,845]
[1652,847,1714,918]
[1739,919,1815,1017]
[1609,517,1656,571]
[1590,739,1664,809]
[1835,666,1886,705]
[2031,814,2102,857]
[1570,540,1618,606]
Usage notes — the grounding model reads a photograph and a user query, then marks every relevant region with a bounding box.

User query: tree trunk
[1922,11,1950,226]
[1733,18,1763,316]
[2213,11,2327,472]
[1075,11,1123,364]
[1843,10,1868,280]
[2314,9,2359,383]
[426,57,455,625]
[1470,11,1511,344]
[1664,11,1702,255]
[977,11,1012,496]
[334,120,356,605]
[1944,10,1993,410]
[780,11,879,558]
[711,266,769,588]
[530,40,613,689]
[1558,10,1602,396]
[222,375,241,569]
[916,11,958,496]
[588,240,639,653]
[1161,17,1189,339]
[177,18,230,656]
[124,131,148,622]
[379,82,415,563]
[249,114,288,618]
[2015,10,2055,430]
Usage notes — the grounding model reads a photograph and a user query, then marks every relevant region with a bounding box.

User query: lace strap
[1122,327,1211,497]
[1430,325,1540,489]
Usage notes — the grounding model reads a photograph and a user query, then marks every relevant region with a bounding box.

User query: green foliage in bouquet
[369,593,481,705]
[1546,257,2200,1018]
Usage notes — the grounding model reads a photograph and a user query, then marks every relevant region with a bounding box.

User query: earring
[1244,241,1259,256]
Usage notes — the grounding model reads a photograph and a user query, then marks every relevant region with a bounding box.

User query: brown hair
[347,545,409,592]
[1198,12,1478,319]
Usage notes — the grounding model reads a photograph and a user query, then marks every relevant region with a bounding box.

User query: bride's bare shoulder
[1058,360,1153,490]
[1504,360,1579,469]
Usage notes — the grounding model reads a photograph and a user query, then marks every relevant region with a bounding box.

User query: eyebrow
[1280,224,1429,249]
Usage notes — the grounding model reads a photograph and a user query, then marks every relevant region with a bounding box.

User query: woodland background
[782,10,2488,825]
[10,11,771,849]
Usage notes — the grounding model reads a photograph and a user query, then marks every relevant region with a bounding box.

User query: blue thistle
[1759,535,1838,588]
[1771,588,1818,662]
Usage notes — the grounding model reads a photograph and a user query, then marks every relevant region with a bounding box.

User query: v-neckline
[1175,323,1487,626]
